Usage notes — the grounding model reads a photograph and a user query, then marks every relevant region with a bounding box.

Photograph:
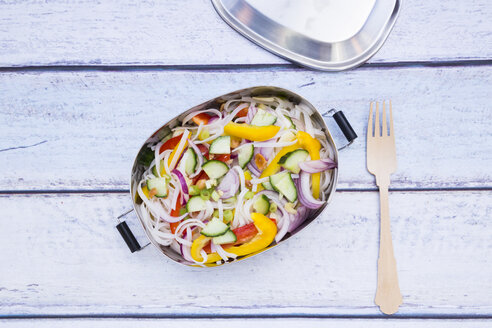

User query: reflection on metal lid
[246,0,376,43]
[211,0,401,71]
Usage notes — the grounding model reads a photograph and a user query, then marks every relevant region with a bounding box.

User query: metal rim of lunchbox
[116,86,358,267]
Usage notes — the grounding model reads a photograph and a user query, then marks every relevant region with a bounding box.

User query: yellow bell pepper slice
[244,170,252,181]
[244,169,263,191]
[190,213,277,263]
[224,123,280,142]
[297,131,321,199]
[260,142,300,178]
[141,185,150,199]
[190,235,223,264]
[259,131,322,199]
[136,185,151,203]
[167,132,190,169]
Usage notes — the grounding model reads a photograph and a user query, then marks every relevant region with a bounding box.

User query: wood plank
[0,66,491,190]
[1,318,491,328]
[0,0,490,66]
[0,191,490,316]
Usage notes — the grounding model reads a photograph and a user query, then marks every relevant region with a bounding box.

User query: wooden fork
[367,101,403,315]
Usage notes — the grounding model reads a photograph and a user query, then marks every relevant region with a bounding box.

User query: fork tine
[375,102,380,137]
[389,100,394,137]
[368,102,374,138]
[382,101,387,136]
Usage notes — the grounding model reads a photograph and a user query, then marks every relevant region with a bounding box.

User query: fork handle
[375,184,403,315]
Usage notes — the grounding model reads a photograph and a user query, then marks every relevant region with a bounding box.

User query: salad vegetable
[136,96,337,265]
[223,123,280,141]
[190,213,277,263]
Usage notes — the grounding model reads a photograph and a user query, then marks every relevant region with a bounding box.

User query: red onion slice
[253,146,273,165]
[299,159,337,173]
[246,104,257,124]
[172,169,188,195]
[296,172,325,209]
[259,147,274,161]
[217,169,240,199]
[207,115,220,124]
[247,162,261,177]
[248,147,264,176]
[288,206,310,233]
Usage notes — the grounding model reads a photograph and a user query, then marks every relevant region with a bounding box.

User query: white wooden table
[0,1,491,327]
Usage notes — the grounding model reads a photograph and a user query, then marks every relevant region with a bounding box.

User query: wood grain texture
[0,191,490,316]
[0,66,491,191]
[0,0,490,67]
[1,319,492,328]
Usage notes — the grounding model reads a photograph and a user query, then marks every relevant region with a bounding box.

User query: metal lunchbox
[116,86,357,267]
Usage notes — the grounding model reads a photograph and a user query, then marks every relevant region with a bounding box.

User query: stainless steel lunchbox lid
[116,86,357,267]
[211,0,401,71]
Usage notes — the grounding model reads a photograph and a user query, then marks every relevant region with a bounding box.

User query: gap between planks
[0,187,492,195]
[1,314,492,320]
[1,318,492,328]
[0,59,491,73]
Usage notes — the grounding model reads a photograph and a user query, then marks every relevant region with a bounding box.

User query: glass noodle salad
[137,96,337,265]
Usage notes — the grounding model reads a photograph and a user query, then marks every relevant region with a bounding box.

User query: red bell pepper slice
[192,113,211,125]
[214,154,231,163]
[169,192,182,234]
[159,135,182,154]
[196,144,209,159]
[203,242,212,253]
[236,107,249,118]
[192,170,209,185]
[233,222,258,244]
[170,222,180,234]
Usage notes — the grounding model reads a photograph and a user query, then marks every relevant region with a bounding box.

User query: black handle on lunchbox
[332,110,358,143]
[116,209,149,253]
[116,221,142,253]
[323,108,358,149]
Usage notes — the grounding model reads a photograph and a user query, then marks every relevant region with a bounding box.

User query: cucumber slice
[278,149,309,174]
[284,115,296,129]
[212,229,237,244]
[253,195,270,215]
[238,143,254,168]
[201,218,229,237]
[152,160,164,177]
[209,136,231,154]
[270,171,297,202]
[251,108,277,126]
[202,160,229,179]
[184,148,197,175]
[262,181,274,190]
[186,195,207,212]
[146,177,168,198]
